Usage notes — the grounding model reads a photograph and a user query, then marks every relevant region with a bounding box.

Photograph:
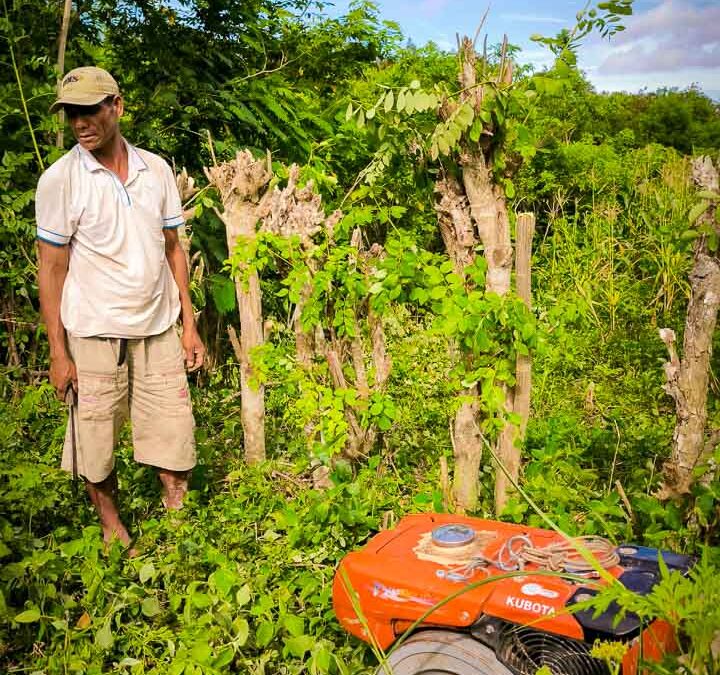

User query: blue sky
[329,0,720,98]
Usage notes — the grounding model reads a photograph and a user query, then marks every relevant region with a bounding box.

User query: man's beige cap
[50,66,120,113]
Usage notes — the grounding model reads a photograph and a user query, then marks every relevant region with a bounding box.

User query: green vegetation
[2,0,720,673]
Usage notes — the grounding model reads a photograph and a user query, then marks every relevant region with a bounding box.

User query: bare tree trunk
[205,151,272,464]
[325,342,366,458]
[292,285,314,368]
[658,156,720,498]
[494,213,535,512]
[351,330,370,399]
[227,325,243,364]
[513,212,535,438]
[461,154,513,296]
[452,388,483,511]
[369,307,391,387]
[433,36,518,513]
[435,177,483,512]
[55,0,73,148]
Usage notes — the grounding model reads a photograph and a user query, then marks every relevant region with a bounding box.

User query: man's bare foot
[86,472,137,554]
[103,527,138,557]
[158,469,189,510]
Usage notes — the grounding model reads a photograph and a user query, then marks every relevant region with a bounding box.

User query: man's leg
[84,471,132,545]
[61,335,131,549]
[157,468,190,510]
[130,328,197,511]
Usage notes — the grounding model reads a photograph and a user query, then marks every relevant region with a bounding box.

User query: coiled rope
[496,534,620,573]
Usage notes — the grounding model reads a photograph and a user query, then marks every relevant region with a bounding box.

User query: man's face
[65,96,123,152]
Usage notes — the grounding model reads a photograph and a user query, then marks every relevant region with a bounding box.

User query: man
[36,66,204,551]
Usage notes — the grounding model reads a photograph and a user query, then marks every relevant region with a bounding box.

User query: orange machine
[333,513,691,675]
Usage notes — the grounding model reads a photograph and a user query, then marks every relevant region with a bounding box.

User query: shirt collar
[75,138,148,184]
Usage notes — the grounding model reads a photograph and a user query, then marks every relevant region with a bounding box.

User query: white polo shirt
[35,140,184,338]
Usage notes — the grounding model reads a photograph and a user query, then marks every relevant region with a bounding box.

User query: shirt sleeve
[161,160,185,229]
[35,165,77,246]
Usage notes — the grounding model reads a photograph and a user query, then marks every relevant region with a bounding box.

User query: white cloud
[597,0,720,74]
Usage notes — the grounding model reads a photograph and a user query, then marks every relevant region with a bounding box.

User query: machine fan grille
[495,624,610,675]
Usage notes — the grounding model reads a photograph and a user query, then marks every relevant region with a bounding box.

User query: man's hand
[50,353,78,400]
[181,325,205,372]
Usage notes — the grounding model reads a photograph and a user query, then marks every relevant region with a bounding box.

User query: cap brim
[49,93,108,114]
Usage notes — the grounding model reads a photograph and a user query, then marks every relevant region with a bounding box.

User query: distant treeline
[534,73,720,155]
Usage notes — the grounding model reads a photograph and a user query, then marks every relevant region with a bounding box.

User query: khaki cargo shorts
[62,326,196,483]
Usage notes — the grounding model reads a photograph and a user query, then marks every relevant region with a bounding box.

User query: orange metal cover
[333,513,677,674]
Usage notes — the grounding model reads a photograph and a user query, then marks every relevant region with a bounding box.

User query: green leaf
[456,103,474,127]
[191,592,211,609]
[0,541,11,559]
[544,78,564,95]
[345,102,353,121]
[709,231,719,253]
[377,416,392,431]
[437,135,450,156]
[256,621,274,647]
[211,275,237,315]
[118,658,141,669]
[554,57,572,78]
[689,200,709,224]
[234,617,249,645]
[284,614,305,637]
[404,91,415,114]
[191,641,213,664]
[285,634,314,658]
[235,584,251,607]
[15,608,41,623]
[504,180,515,199]
[383,90,394,113]
[142,596,161,617]
[95,621,114,650]
[229,103,263,131]
[409,79,421,90]
[396,90,406,112]
[314,646,333,672]
[139,562,155,584]
[209,568,236,597]
[213,647,234,668]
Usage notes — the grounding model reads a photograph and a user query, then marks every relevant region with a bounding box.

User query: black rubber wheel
[376,630,513,675]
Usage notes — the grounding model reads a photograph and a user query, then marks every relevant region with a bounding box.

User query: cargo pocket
[73,370,128,483]
[142,371,193,417]
[132,371,196,471]
[78,371,120,421]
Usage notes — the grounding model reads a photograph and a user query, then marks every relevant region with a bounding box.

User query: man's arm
[164,228,205,371]
[38,241,77,397]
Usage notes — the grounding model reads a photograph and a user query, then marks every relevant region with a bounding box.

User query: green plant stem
[3,0,44,171]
